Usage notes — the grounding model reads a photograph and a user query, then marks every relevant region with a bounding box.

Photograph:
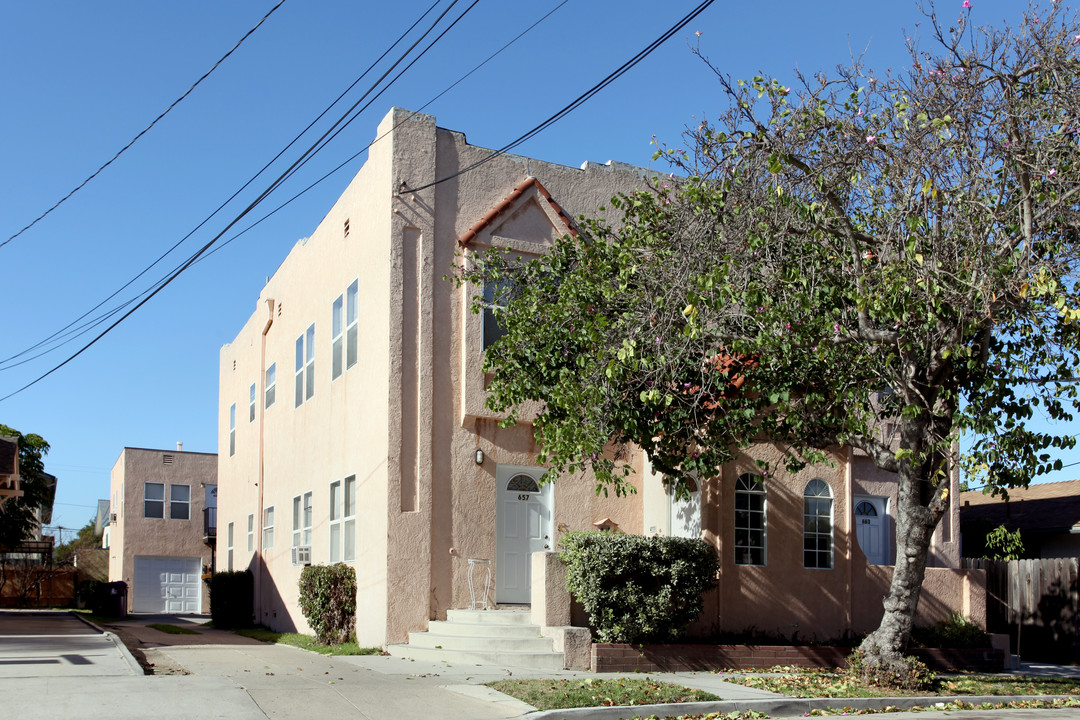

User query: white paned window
[263,506,275,549]
[305,324,315,400]
[295,334,304,407]
[804,479,834,569]
[292,491,313,548]
[249,383,256,422]
[329,480,341,563]
[227,522,234,572]
[246,513,254,552]
[170,484,190,520]
[346,280,359,370]
[332,294,344,380]
[265,363,276,409]
[343,475,356,562]
[229,403,236,457]
[734,473,766,566]
[144,482,164,519]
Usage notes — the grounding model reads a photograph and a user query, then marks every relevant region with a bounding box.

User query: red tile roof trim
[458,177,578,246]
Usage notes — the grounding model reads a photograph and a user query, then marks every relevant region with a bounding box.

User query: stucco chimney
[177,441,183,452]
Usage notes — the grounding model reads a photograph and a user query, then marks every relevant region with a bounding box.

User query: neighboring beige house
[108,447,217,613]
[218,107,982,652]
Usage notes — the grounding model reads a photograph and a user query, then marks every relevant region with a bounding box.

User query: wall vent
[344,218,350,239]
[163,454,175,465]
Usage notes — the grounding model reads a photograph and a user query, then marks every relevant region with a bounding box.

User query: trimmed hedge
[560,531,719,644]
[210,570,254,629]
[298,563,356,645]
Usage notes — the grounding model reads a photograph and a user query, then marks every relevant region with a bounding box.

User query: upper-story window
[170,484,190,520]
[263,506,275,549]
[332,295,344,380]
[229,404,236,457]
[734,473,766,566]
[346,280,359,370]
[332,281,360,380]
[144,482,165,519]
[295,324,315,407]
[803,479,834,569]
[249,383,256,422]
[265,363,277,409]
[482,279,510,350]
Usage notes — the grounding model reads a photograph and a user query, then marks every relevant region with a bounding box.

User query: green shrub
[210,570,254,629]
[298,563,357,645]
[559,531,719,644]
[845,649,936,690]
[911,611,991,649]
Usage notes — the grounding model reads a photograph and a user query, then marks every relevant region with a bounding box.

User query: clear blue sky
[0,0,1071,541]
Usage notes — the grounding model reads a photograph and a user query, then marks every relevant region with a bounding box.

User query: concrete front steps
[386,608,566,670]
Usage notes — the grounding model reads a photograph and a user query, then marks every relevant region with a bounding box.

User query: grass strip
[147,623,200,635]
[231,626,382,656]
[487,677,719,711]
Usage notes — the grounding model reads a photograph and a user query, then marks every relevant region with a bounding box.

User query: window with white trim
[734,473,766,565]
[329,479,341,562]
[170,484,190,520]
[346,280,358,370]
[263,506,275,549]
[332,295,344,380]
[265,363,276,409]
[803,479,834,569]
[227,521,234,571]
[144,482,164,519]
[247,513,254,552]
[343,475,356,562]
[293,491,312,548]
[295,324,315,407]
[229,403,236,456]
[249,383,256,422]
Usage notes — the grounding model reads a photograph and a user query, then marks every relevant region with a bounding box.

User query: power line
[400,0,717,195]
[0,0,447,372]
[0,1,476,402]
[1,0,288,250]
[200,0,573,263]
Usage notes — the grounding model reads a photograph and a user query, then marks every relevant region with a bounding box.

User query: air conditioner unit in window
[110,513,118,523]
[291,545,312,567]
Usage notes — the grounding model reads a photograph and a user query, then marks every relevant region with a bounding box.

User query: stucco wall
[217,108,653,645]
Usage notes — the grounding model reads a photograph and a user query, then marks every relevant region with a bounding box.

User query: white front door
[854,496,888,565]
[496,465,553,604]
[133,556,202,613]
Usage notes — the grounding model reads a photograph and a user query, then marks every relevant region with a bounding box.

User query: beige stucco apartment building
[218,108,981,649]
[108,447,217,613]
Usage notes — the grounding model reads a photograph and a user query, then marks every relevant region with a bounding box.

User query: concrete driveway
[0,610,265,719]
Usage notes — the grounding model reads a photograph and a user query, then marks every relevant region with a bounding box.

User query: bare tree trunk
[857,464,941,668]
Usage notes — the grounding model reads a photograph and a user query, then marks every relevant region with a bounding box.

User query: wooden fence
[962,557,1079,662]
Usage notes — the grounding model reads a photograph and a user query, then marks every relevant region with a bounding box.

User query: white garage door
[133,556,202,613]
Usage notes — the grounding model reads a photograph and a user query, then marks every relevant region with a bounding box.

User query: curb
[67,610,144,676]
[524,694,1080,720]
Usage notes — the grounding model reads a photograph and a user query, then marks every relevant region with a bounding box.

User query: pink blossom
[1049,168,1057,177]
[866,135,877,144]
[1073,34,1080,45]
[833,324,841,334]
[962,0,971,7]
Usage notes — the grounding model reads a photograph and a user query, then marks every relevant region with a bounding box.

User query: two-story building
[218,108,982,653]
[108,446,217,613]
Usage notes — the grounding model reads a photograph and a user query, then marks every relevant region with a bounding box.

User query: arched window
[804,479,834,569]
[734,473,766,565]
[506,474,540,493]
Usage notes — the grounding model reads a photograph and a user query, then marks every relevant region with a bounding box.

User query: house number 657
[517,494,531,501]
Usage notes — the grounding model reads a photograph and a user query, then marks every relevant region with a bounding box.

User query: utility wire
[399,0,717,195]
[0,0,445,371]
[0,1,476,402]
[199,0,572,263]
[1,0,288,249]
